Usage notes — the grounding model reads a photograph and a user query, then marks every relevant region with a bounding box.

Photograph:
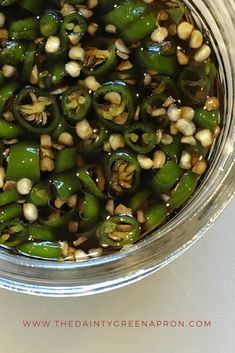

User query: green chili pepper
[0,41,28,66]
[140,93,168,128]
[103,0,156,44]
[52,170,81,200]
[80,192,99,221]
[39,209,75,229]
[0,203,23,223]
[97,215,141,249]
[28,183,50,208]
[78,123,108,152]
[61,12,87,44]
[0,188,20,206]
[129,189,150,212]
[0,82,19,115]
[50,62,67,86]
[61,85,91,124]
[21,42,36,82]
[179,66,211,106]
[168,171,200,210]
[78,165,106,199]
[92,81,135,131]
[0,119,24,139]
[14,87,61,134]
[184,141,208,158]
[28,224,56,241]
[55,147,77,173]
[9,17,39,40]
[167,6,185,25]
[52,120,69,140]
[136,41,179,76]
[0,220,28,247]
[152,161,183,194]
[194,108,219,131]
[6,142,40,182]
[107,149,141,197]
[18,0,47,14]
[144,204,168,232]
[150,75,179,97]
[204,62,217,90]
[82,38,117,80]
[17,241,62,259]
[40,10,60,37]
[124,123,156,154]
[159,134,182,163]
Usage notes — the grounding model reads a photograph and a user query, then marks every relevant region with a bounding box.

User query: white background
[0,198,234,353]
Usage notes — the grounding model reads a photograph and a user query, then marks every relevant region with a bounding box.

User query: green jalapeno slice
[124,123,156,154]
[61,85,91,123]
[92,81,135,131]
[14,87,61,134]
[97,215,141,249]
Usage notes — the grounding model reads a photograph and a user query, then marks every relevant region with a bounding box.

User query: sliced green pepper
[194,108,219,131]
[0,82,19,115]
[97,215,141,249]
[92,81,135,131]
[129,189,150,212]
[14,87,61,134]
[39,209,75,229]
[168,171,200,210]
[78,165,106,199]
[0,41,28,66]
[18,0,47,15]
[28,224,56,241]
[61,85,91,124]
[136,41,179,76]
[159,134,182,163]
[6,142,40,182]
[144,204,168,232]
[55,147,77,173]
[179,66,211,106]
[140,93,168,128]
[0,220,28,247]
[103,0,156,44]
[0,203,23,223]
[124,123,156,154]
[78,192,100,231]
[17,241,62,260]
[60,12,87,47]
[40,10,60,37]
[82,38,117,80]
[107,149,141,197]
[0,188,20,206]
[9,17,39,40]
[28,183,50,208]
[0,119,24,139]
[152,161,183,194]
[167,6,185,25]
[52,170,81,200]
[78,123,108,153]
[21,42,36,82]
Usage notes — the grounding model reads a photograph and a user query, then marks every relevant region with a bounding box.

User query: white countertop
[0,198,234,353]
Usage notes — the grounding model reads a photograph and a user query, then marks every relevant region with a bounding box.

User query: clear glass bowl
[0,0,234,296]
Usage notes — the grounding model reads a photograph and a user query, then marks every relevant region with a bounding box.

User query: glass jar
[0,0,234,296]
